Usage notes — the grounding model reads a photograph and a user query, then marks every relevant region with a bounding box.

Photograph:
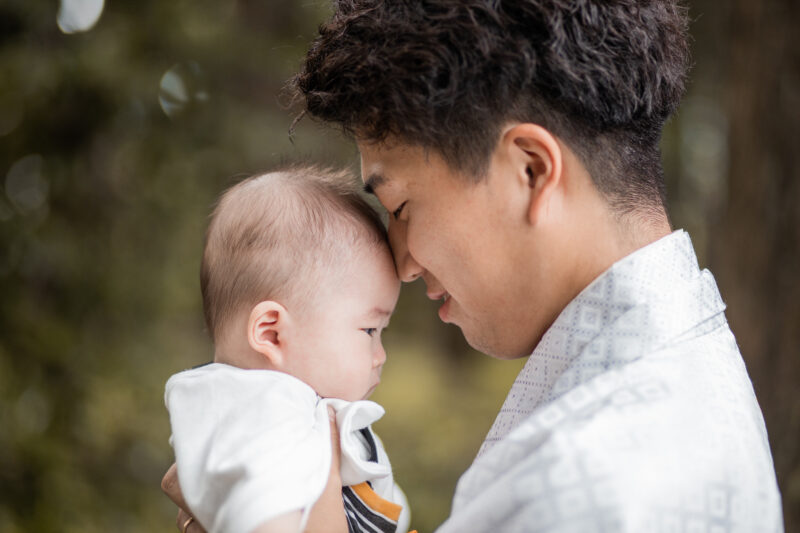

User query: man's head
[295,0,689,215]
[294,1,689,357]
[202,165,400,400]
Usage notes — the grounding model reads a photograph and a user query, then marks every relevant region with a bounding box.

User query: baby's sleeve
[165,364,331,533]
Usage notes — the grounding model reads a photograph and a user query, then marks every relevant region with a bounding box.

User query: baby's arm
[251,436,346,533]
[249,409,346,533]
[162,406,347,533]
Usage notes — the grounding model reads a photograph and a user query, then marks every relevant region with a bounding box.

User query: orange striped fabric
[343,481,407,532]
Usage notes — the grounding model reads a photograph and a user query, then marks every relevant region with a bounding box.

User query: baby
[165,165,409,533]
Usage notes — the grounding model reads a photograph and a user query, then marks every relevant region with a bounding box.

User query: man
[165,1,783,531]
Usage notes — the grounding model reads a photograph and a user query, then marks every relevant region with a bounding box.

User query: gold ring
[182,516,195,533]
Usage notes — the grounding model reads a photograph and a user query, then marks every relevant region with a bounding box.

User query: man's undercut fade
[201,164,387,343]
[293,0,690,215]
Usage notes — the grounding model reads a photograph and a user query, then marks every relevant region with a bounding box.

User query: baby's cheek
[309,368,349,400]
[337,366,370,401]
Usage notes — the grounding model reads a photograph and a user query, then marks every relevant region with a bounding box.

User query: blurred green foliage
[0,1,797,532]
[0,2,521,531]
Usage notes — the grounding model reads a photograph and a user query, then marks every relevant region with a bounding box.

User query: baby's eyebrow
[367,307,393,318]
[363,172,387,195]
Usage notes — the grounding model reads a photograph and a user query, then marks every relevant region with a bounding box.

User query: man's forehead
[358,140,432,193]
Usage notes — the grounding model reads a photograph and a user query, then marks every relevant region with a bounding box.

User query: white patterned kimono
[437,231,783,533]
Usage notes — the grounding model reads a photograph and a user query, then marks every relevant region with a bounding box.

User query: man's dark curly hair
[293,0,690,214]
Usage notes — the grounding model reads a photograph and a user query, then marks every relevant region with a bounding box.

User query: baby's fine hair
[201,164,388,343]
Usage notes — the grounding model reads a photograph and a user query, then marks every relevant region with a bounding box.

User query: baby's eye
[362,328,378,337]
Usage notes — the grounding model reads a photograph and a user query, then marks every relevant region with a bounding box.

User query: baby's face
[285,243,400,401]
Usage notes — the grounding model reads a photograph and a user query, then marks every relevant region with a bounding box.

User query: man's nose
[388,218,423,282]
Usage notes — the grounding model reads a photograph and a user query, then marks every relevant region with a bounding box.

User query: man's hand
[304,406,348,533]
[161,463,205,532]
[161,406,347,533]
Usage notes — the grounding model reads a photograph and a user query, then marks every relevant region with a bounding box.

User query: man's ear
[502,123,563,225]
[247,301,290,369]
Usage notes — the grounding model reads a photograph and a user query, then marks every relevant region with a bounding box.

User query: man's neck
[576,207,671,294]
[553,204,672,331]
[615,209,673,256]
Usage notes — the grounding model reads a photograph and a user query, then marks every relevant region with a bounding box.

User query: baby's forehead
[206,167,388,304]
[307,240,398,305]
[321,239,395,282]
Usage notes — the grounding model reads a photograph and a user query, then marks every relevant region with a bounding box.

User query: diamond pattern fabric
[437,231,783,533]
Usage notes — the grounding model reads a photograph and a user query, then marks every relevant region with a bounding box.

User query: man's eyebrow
[363,173,387,195]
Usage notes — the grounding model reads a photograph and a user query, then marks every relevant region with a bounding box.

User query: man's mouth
[425,288,452,322]
[437,293,452,322]
[426,290,449,302]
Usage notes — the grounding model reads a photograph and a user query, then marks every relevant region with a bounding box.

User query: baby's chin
[319,387,376,402]
[338,388,376,402]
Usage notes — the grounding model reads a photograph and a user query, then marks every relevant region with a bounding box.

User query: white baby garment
[165,363,409,533]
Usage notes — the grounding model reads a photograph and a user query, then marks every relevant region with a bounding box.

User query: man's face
[359,141,545,359]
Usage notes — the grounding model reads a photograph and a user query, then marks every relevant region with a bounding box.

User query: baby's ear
[248,301,289,368]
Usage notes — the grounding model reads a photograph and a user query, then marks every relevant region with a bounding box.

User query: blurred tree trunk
[708,0,800,529]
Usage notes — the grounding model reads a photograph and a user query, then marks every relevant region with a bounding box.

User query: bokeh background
[0,1,797,531]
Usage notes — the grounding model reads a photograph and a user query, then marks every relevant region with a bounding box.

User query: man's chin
[480,346,532,361]
[459,323,536,360]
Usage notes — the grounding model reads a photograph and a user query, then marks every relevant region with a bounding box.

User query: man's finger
[304,406,347,533]
[162,463,189,511]
[176,508,205,533]
[327,405,341,459]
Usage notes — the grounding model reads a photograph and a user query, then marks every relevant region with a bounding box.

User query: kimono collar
[479,230,727,455]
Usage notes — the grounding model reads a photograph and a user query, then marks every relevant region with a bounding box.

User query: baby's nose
[374,345,387,367]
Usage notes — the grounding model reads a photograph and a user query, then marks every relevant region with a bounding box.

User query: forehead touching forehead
[200,164,388,343]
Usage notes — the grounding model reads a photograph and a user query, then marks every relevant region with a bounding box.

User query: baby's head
[201,164,400,401]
